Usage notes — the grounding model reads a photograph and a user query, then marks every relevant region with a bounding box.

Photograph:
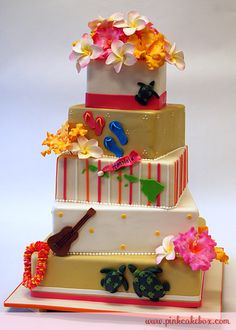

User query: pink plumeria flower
[114,10,149,36]
[165,43,185,70]
[69,33,103,73]
[105,40,137,73]
[88,12,124,30]
[155,235,176,264]
[70,136,103,159]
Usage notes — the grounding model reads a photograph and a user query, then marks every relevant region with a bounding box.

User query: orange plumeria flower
[41,121,88,156]
[215,247,229,264]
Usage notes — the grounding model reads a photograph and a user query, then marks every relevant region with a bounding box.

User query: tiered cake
[22,12,228,308]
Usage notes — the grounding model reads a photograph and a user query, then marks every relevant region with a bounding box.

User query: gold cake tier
[68,104,185,159]
[32,253,202,298]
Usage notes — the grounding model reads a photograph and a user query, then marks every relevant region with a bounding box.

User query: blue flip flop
[104,136,124,158]
[109,121,128,146]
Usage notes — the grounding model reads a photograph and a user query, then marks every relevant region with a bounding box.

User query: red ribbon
[102,150,141,173]
[85,91,167,110]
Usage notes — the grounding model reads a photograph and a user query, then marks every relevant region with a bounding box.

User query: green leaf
[81,165,98,174]
[124,183,129,187]
[140,179,165,203]
[124,174,139,183]
[103,172,109,178]
[89,164,98,172]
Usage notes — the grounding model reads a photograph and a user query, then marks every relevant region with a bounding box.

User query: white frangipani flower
[69,33,103,73]
[70,136,103,159]
[107,12,125,23]
[114,10,149,36]
[155,235,176,264]
[88,12,125,30]
[165,43,185,71]
[105,40,137,73]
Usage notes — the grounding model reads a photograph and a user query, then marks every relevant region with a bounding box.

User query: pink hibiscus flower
[92,21,128,59]
[173,227,216,271]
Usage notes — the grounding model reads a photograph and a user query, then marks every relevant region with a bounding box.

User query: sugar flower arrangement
[41,122,103,159]
[69,11,185,73]
[155,227,229,271]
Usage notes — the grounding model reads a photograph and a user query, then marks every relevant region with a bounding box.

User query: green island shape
[81,166,164,199]
[123,174,139,183]
[140,179,165,203]
[81,165,109,177]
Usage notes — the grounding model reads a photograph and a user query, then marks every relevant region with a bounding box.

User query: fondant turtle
[100,265,129,293]
[128,264,170,301]
[135,81,160,105]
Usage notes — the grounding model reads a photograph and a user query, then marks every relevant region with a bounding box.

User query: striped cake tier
[55,146,188,208]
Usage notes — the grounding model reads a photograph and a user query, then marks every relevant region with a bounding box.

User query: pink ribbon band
[31,290,202,308]
[85,91,167,110]
[102,150,141,173]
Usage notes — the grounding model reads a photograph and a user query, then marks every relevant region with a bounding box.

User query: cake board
[4,261,223,315]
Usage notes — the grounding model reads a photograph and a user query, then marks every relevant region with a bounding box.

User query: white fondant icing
[52,188,199,253]
[87,61,166,96]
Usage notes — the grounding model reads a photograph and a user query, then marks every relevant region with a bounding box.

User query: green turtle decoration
[100,265,129,293]
[135,81,160,105]
[128,264,170,301]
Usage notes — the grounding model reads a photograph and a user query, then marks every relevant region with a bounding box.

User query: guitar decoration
[47,208,96,256]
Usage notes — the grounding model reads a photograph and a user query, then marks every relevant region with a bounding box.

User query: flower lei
[22,241,50,289]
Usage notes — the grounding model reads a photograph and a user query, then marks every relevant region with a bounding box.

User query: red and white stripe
[55,146,188,208]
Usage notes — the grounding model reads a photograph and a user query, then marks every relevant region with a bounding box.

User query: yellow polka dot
[155,230,161,236]
[119,244,126,251]
[57,211,64,218]
[121,214,127,219]
[186,213,193,220]
[89,228,95,234]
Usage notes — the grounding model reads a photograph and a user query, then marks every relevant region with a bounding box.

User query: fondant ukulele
[47,208,96,256]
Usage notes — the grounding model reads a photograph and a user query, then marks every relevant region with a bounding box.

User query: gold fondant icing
[32,253,202,297]
[68,104,185,159]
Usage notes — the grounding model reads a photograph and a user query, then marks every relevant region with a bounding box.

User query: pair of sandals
[104,121,128,158]
[84,111,128,158]
[83,111,106,136]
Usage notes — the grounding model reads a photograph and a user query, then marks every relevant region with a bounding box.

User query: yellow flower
[69,123,88,142]
[128,27,166,70]
[145,33,166,70]
[198,226,209,234]
[215,247,229,264]
[41,121,87,157]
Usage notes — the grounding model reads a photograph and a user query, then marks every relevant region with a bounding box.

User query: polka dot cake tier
[23,11,228,308]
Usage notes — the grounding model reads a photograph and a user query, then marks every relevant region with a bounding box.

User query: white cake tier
[52,188,199,254]
[87,61,166,97]
[55,146,188,208]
